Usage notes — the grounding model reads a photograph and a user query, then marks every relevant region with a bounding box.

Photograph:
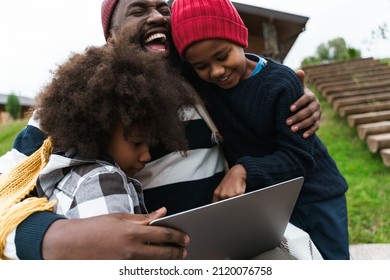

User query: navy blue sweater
[199,59,348,205]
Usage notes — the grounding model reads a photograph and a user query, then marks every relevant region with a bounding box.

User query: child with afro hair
[33,26,197,218]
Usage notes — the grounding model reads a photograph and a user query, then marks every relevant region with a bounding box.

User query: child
[171,0,349,260]
[31,27,196,218]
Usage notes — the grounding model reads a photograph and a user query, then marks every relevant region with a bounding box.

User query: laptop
[150,176,304,260]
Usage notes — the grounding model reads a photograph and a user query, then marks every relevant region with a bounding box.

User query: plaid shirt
[36,153,147,218]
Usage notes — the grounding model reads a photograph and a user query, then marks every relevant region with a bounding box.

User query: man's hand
[42,207,189,260]
[286,70,321,138]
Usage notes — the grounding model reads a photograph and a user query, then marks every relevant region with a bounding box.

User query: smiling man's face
[108,0,172,57]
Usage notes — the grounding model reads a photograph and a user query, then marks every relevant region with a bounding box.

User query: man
[1,0,321,260]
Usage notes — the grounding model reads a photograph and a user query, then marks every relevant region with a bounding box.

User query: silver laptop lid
[151,177,304,259]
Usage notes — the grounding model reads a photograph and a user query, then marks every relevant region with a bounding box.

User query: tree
[301,37,361,67]
[6,93,21,119]
[372,23,388,40]
[363,22,389,55]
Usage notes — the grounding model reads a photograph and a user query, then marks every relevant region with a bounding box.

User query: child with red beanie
[171,0,350,260]
[0,0,323,260]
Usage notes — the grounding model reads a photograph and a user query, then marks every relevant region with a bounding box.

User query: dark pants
[290,195,350,260]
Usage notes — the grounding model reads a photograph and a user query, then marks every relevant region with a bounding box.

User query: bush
[6,93,21,119]
[301,37,361,67]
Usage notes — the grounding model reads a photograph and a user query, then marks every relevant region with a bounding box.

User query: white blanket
[281,223,323,260]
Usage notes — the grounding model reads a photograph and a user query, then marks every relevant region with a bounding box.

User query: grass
[313,87,390,244]
[0,119,28,155]
[380,58,390,65]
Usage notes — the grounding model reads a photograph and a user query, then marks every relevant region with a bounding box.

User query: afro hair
[35,26,197,159]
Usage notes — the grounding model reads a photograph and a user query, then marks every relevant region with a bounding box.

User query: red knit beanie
[171,0,248,58]
[101,0,120,41]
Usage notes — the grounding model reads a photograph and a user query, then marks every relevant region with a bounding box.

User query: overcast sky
[1,0,390,99]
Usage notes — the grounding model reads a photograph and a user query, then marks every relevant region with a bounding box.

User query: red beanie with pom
[171,0,248,58]
[101,0,119,41]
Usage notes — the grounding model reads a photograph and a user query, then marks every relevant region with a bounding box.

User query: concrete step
[349,244,390,260]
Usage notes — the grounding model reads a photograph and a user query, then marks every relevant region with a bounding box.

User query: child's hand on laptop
[212,164,247,202]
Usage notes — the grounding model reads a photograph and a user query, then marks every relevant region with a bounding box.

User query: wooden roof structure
[232,2,308,63]
[168,0,309,63]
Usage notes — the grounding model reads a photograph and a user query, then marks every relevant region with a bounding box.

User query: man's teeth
[145,33,166,43]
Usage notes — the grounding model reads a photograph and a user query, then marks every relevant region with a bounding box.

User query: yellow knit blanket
[0,138,56,259]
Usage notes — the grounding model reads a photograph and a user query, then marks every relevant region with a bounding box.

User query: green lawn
[314,88,390,244]
[0,119,28,155]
